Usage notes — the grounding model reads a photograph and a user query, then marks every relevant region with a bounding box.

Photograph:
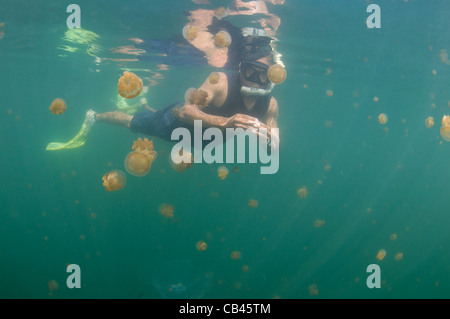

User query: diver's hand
[224,114,271,140]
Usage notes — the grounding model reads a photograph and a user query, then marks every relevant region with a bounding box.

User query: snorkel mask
[240,51,287,97]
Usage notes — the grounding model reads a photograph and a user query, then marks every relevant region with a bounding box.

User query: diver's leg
[95,111,133,128]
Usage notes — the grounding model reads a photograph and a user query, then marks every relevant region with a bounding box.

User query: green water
[1,0,450,299]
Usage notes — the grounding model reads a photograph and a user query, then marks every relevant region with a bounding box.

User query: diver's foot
[85,109,97,126]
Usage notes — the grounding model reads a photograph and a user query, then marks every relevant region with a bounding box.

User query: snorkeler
[46,48,285,151]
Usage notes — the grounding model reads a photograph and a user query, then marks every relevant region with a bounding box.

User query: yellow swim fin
[46,110,96,151]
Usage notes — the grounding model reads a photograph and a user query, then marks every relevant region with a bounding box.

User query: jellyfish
[440,115,450,141]
[185,88,208,106]
[217,166,229,180]
[182,24,198,41]
[124,138,157,177]
[49,98,66,115]
[313,219,325,228]
[214,30,232,48]
[308,284,319,296]
[378,113,388,125]
[48,280,59,291]
[102,169,127,191]
[118,71,143,99]
[159,203,174,218]
[196,241,207,251]
[209,72,220,85]
[170,148,194,173]
[297,186,308,198]
[267,64,287,84]
[395,252,403,261]
[0,22,4,40]
[376,249,387,261]
[214,7,229,19]
[248,199,258,208]
[425,116,434,128]
[230,250,242,260]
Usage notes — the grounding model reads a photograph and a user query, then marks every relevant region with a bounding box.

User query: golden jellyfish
[267,64,287,84]
[0,22,4,40]
[170,147,194,173]
[313,219,325,228]
[214,30,232,48]
[48,280,59,291]
[425,116,434,128]
[248,199,258,208]
[185,87,208,106]
[49,98,66,115]
[230,250,242,260]
[209,72,220,85]
[376,249,387,261]
[297,186,308,198]
[159,203,174,218]
[196,241,207,251]
[395,252,403,261]
[124,138,157,177]
[217,166,229,180]
[118,71,143,99]
[102,170,126,191]
[182,24,198,41]
[378,113,388,125]
[440,115,450,141]
[308,284,319,296]
[214,7,229,19]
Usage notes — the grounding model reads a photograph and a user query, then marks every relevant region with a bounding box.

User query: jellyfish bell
[185,87,197,104]
[159,203,174,218]
[217,166,229,180]
[125,138,157,176]
[425,116,434,128]
[376,249,387,261]
[184,87,208,106]
[214,7,229,19]
[214,30,232,48]
[102,169,127,191]
[442,115,450,127]
[209,72,220,85]
[49,98,66,115]
[440,126,450,141]
[196,241,207,251]
[267,64,287,84]
[378,113,388,125]
[48,280,59,291]
[125,151,152,176]
[182,24,198,41]
[118,71,143,99]
[170,147,194,173]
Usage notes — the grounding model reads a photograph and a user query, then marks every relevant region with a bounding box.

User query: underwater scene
[1,0,450,299]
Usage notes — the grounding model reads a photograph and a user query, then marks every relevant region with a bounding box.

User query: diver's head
[239,51,286,96]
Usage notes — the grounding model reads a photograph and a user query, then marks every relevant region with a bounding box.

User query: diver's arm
[175,72,227,128]
[176,72,268,131]
[177,104,228,128]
